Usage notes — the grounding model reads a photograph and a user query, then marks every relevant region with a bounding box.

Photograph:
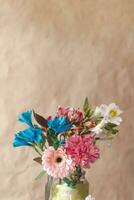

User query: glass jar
[45,175,89,200]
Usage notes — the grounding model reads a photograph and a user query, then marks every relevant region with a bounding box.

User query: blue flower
[13,126,42,147]
[18,110,33,127]
[48,116,72,134]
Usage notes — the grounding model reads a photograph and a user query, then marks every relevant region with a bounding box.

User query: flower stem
[32,144,42,156]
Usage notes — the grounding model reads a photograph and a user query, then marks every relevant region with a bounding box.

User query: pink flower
[42,147,75,178]
[57,106,83,123]
[65,134,100,168]
[46,116,52,121]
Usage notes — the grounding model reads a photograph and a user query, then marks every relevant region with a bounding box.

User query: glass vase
[45,175,89,200]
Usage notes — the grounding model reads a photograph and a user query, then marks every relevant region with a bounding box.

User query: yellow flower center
[109,109,118,117]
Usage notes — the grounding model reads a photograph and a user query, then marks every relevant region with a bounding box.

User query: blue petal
[13,135,31,147]
[20,127,42,143]
[13,126,43,147]
[31,126,43,143]
[48,116,72,134]
[18,110,33,127]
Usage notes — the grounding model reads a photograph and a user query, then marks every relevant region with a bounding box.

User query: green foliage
[63,167,83,189]
[75,167,83,180]
[104,123,118,135]
[40,135,46,151]
[83,97,93,118]
[94,118,103,125]
[63,177,76,189]
[47,129,59,150]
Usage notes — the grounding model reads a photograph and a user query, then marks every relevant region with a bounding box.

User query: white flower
[90,119,106,135]
[104,103,123,125]
[93,104,107,117]
[94,103,123,125]
[85,195,95,200]
[91,103,123,135]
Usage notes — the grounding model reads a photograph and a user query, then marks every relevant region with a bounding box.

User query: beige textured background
[0,0,134,200]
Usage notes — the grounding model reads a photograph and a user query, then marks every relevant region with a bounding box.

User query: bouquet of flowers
[13,97,123,200]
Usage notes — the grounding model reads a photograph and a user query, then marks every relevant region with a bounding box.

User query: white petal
[106,103,123,116]
[85,195,95,200]
[90,125,103,135]
[117,108,123,115]
[90,119,106,135]
[94,104,107,117]
[109,116,123,125]
[90,123,103,133]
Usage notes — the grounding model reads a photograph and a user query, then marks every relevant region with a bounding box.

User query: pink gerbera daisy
[42,147,75,178]
[65,134,100,168]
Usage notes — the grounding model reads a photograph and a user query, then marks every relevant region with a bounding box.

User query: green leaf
[53,141,60,150]
[104,123,118,135]
[63,178,76,189]
[63,177,70,185]
[111,129,118,135]
[107,123,117,129]
[83,97,89,113]
[40,135,46,150]
[83,97,93,117]
[35,170,46,180]
[47,129,59,150]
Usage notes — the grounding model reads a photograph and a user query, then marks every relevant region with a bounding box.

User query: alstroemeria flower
[57,106,83,123]
[13,126,42,147]
[48,116,72,134]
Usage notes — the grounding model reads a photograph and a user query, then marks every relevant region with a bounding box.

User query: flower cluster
[13,97,123,190]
